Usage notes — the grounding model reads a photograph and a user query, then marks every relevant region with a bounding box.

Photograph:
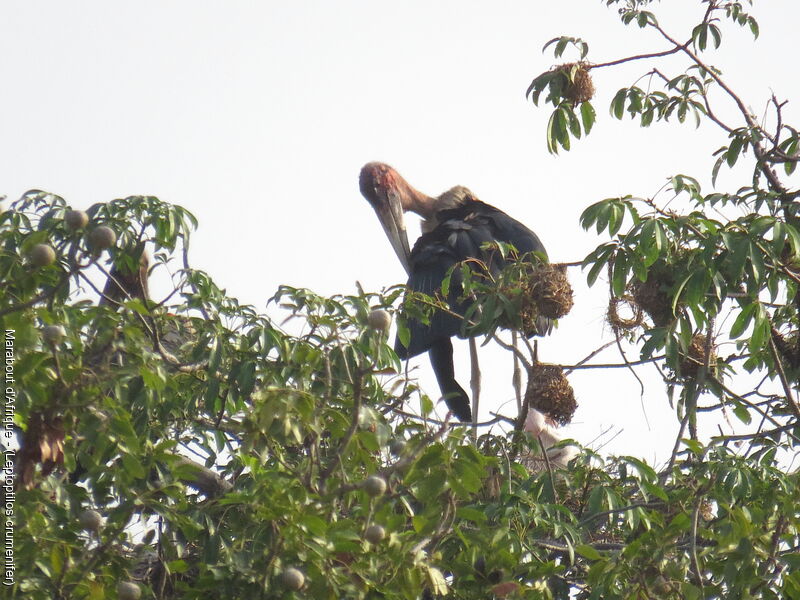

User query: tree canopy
[5,1,800,598]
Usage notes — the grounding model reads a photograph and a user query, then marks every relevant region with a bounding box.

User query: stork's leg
[429,339,471,422]
[469,337,481,435]
[512,331,522,414]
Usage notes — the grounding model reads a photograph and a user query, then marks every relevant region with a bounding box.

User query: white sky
[3,1,799,464]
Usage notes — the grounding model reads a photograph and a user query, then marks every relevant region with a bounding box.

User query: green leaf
[712,154,725,186]
[579,201,602,230]
[692,24,708,51]
[607,203,621,236]
[749,17,759,39]
[455,506,488,523]
[300,515,329,537]
[566,106,582,138]
[121,452,146,478]
[397,320,410,350]
[611,88,626,120]
[555,106,570,151]
[611,252,629,297]
[441,270,451,297]
[208,337,222,373]
[580,101,596,134]
[546,110,559,154]
[641,480,669,502]
[750,313,770,352]
[732,402,752,425]
[730,303,756,339]
[748,241,765,287]
[426,566,449,595]
[575,544,602,560]
[727,136,744,167]
[709,24,722,48]
[166,559,190,574]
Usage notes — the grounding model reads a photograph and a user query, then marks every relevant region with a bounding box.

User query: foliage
[526,0,800,596]
[4,1,800,599]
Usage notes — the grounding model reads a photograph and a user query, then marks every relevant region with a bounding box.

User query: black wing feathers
[397,200,549,358]
[395,199,550,422]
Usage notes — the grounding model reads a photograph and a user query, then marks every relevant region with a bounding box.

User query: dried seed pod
[17,413,65,490]
[525,364,577,426]
[558,62,595,105]
[517,263,574,335]
[607,295,644,331]
[678,334,716,379]
[630,276,674,327]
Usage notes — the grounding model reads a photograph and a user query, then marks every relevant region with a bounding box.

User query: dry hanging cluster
[518,263,574,335]
[678,333,716,379]
[608,260,678,330]
[558,62,595,106]
[525,363,577,426]
[606,294,644,331]
[17,413,65,490]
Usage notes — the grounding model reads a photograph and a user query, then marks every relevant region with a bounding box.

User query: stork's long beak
[374,187,412,274]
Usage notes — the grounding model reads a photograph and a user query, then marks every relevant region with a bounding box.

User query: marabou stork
[100,249,150,307]
[359,162,551,422]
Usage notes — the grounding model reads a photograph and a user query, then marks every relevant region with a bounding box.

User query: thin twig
[469,337,481,443]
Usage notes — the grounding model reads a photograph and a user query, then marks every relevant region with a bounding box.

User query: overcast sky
[3,1,799,463]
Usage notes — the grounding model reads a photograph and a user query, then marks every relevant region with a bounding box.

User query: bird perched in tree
[360,162,551,422]
[100,248,150,307]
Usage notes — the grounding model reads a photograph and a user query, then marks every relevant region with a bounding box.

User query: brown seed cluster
[559,62,595,106]
[525,364,577,426]
[518,263,574,334]
[606,294,644,331]
[772,329,800,371]
[17,412,65,490]
[679,333,716,379]
[630,274,675,327]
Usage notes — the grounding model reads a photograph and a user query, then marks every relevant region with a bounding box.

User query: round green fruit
[42,325,66,345]
[65,209,89,230]
[281,567,305,590]
[29,243,56,267]
[363,475,387,497]
[367,309,391,331]
[78,509,103,533]
[364,524,386,544]
[116,581,141,600]
[88,226,117,251]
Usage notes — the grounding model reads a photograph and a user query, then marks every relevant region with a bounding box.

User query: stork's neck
[400,184,438,220]
[417,186,473,233]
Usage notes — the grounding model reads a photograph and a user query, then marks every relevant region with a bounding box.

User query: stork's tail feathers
[429,339,472,422]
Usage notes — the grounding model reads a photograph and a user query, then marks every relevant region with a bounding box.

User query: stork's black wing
[396,199,549,359]
[394,200,549,423]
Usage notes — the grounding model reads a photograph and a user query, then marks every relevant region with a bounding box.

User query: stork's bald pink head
[360,162,399,209]
[359,162,436,217]
[359,162,414,273]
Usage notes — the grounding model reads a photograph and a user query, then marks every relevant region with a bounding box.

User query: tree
[4,2,800,599]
